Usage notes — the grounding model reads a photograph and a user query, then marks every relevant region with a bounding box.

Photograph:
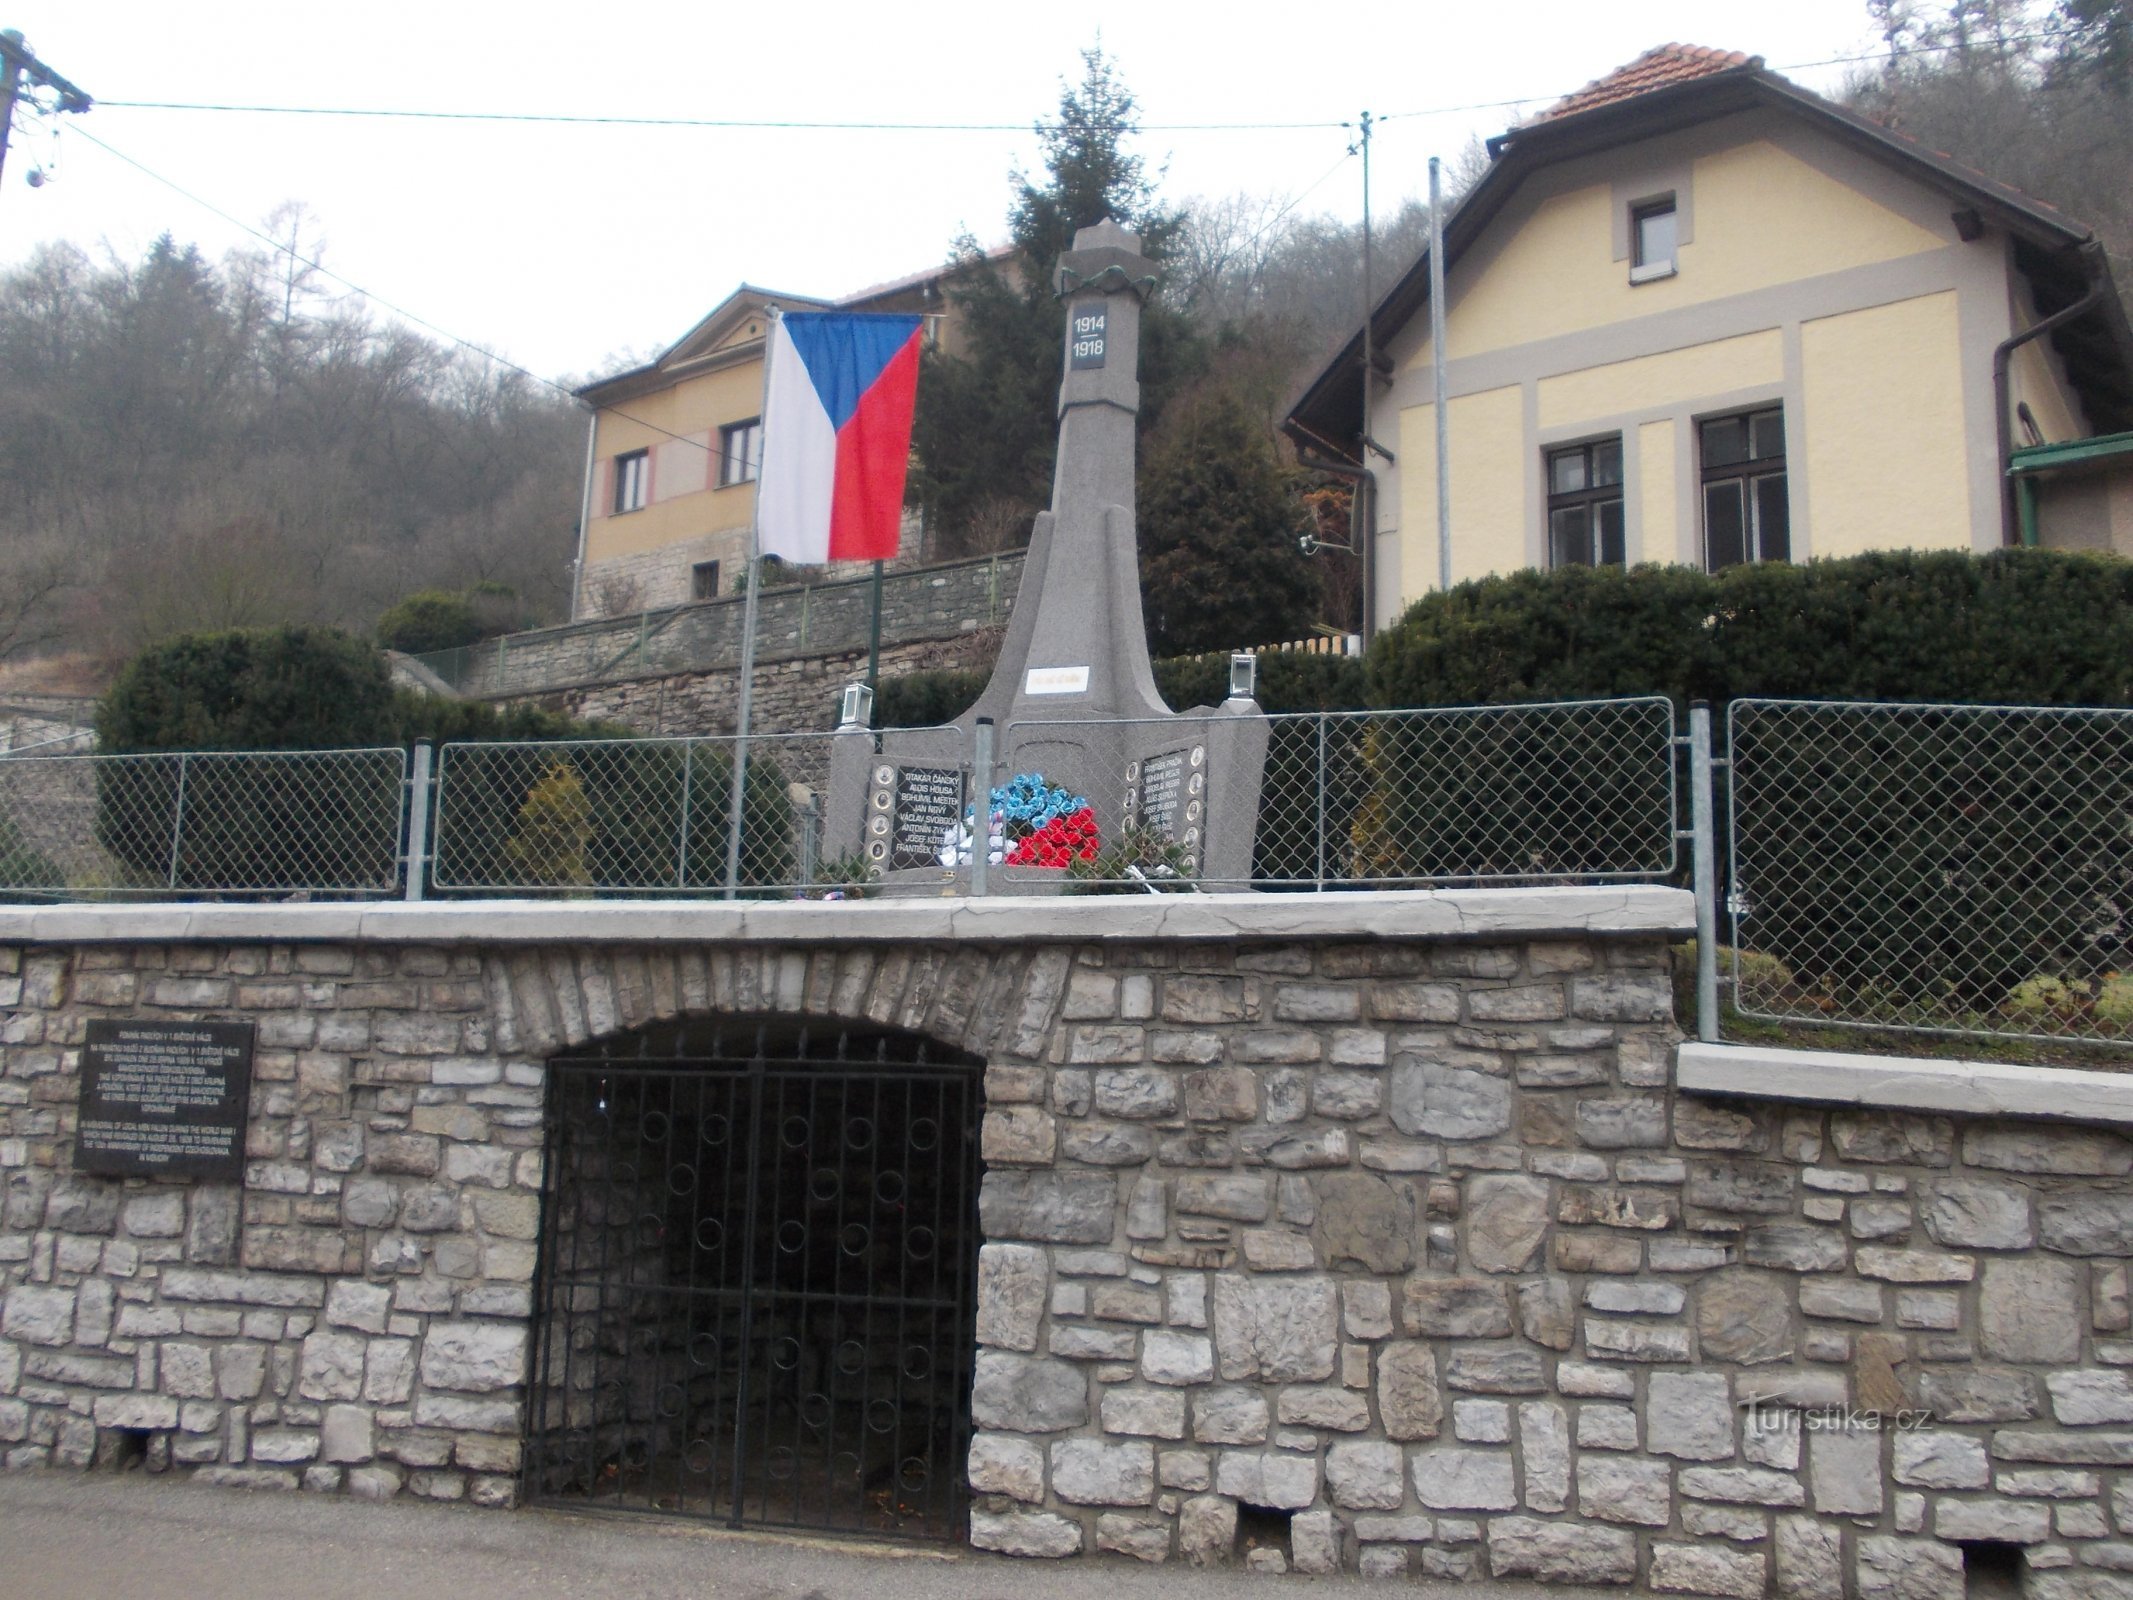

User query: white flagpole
[723,306,780,898]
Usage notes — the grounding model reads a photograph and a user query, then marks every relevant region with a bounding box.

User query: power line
[95,101,1345,133]
[95,30,2089,138]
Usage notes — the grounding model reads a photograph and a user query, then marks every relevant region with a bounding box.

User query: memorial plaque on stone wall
[1132,747,1195,841]
[75,1020,254,1180]
[891,764,967,870]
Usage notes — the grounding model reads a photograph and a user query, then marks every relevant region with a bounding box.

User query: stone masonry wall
[3,924,2133,1599]
[968,938,2133,1598]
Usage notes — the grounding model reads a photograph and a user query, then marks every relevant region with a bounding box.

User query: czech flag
[756,311,924,564]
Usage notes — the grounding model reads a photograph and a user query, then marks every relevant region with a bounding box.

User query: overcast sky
[1,1,1886,386]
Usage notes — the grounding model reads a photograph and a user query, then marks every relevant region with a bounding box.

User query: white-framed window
[1700,407,1789,571]
[613,449,649,514]
[1630,197,1678,283]
[1546,436,1626,568]
[720,418,762,488]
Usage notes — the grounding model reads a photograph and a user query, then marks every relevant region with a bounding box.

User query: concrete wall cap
[0,886,1694,946]
[1678,1039,2133,1127]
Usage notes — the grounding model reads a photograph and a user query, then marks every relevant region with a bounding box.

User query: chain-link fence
[1726,698,2133,1046]
[983,698,1679,891]
[0,747,409,899]
[428,733,855,897]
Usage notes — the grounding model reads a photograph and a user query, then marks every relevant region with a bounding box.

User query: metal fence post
[166,752,191,890]
[1690,703,1719,1043]
[403,741,434,902]
[971,718,994,897]
[1315,714,1329,892]
[675,740,695,890]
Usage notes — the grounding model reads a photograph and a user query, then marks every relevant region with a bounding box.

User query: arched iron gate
[525,1017,982,1542]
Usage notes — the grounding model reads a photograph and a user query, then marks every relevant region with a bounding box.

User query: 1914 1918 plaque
[75,1019,255,1181]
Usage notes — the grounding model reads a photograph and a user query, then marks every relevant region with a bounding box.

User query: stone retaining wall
[3,909,2133,1598]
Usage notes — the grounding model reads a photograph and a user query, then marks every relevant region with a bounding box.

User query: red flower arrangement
[1004,805,1101,869]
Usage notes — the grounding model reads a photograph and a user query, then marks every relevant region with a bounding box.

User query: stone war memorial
[823,221,1267,890]
[5,226,2133,1600]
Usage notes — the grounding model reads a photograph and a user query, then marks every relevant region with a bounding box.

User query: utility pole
[0,31,93,202]
[1355,109,1379,646]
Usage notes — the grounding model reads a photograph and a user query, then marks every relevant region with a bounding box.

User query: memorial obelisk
[825,221,1268,890]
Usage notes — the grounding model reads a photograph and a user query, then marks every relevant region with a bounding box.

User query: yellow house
[570,256,993,620]
[1284,45,2133,631]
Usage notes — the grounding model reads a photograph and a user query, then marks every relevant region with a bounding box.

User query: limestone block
[1095,1513,1171,1563]
[92,1393,180,1431]
[298,1331,368,1402]
[1444,1345,1547,1394]
[1411,1447,1515,1511]
[1402,1276,1512,1338]
[1388,1060,1510,1141]
[1465,1175,1549,1274]
[1487,1514,1638,1583]
[325,1282,393,1337]
[1140,1330,1214,1386]
[2049,1371,2133,1426]
[1326,1440,1406,1509]
[1100,1386,1186,1440]
[1377,1343,1443,1441]
[1921,1180,2033,1249]
[1775,1514,1845,1600]
[1686,1160,1796,1215]
[1174,1175,1270,1222]
[968,1432,1044,1501]
[970,1510,1083,1558]
[1649,1372,1735,1461]
[1893,1430,1989,1489]
[1051,1437,1155,1505]
[1741,1226,1849,1274]
[1809,1427,1884,1515]
[1520,1401,1570,1513]
[976,1243,1048,1353]
[1576,1096,1669,1149]
[1342,1280,1394,1340]
[2040,1196,2133,1256]
[1681,1466,1806,1507]
[1210,1276,1336,1381]
[417,1322,527,1394]
[1,1286,73,1347]
[1093,1068,1175,1119]
[1312,1173,1417,1273]
[1193,1386,1276,1450]
[1696,1273,1795,1364]
[980,1172,1118,1244]
[1063,1125,1154,1168]
[320,1404,375,1464]
[1650,1543,1768,1600]
[1933,1498,2051,1543]
[1518,1280,1576,1351]
[1290,1508,1338,1574]
[1982,1259,2085,1364]
[1178,1494,1237,1567]
[983,1108,1056,1166]
[972,1352,1087,1433]
[363,1340,417,1405]
[1278,1386,1370,1431]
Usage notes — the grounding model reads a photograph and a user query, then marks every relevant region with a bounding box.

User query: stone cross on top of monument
[826,220,1267,891]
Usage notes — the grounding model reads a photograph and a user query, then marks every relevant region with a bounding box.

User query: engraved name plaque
[892,765,968,870]
[75,1019,255,1181]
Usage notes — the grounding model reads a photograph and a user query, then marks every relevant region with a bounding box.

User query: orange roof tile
[1540,43,1758,121]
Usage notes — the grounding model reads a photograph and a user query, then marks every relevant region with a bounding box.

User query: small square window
[613,449,649,514]
[720,419,762,488]
[691,560,722,601]
[1630,199,1677,283]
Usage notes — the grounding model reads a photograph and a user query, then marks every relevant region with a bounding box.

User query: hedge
[1368,548,2133,712]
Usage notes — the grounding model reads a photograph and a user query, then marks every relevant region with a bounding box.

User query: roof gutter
[1994,241,2111,547]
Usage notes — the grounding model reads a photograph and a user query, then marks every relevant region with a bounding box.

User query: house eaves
[1284,60,2133,455]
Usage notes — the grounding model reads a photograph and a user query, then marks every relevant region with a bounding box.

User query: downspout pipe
[1993,243,2108,548]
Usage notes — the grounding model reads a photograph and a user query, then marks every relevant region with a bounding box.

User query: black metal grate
[525,1017,983,1542]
